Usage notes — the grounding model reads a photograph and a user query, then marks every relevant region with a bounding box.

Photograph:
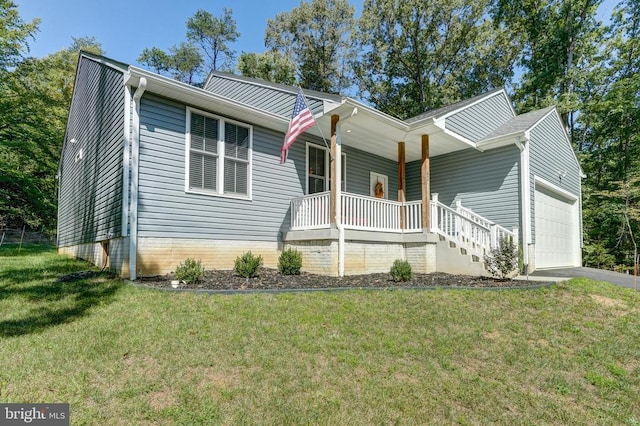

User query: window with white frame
[306,143,345,194]
[187,108,251,198]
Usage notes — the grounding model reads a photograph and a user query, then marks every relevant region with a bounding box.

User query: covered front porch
[286,191,518,276]
[283,104,517,276]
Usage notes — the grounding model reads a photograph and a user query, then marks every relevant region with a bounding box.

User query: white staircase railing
[431,194,518,256]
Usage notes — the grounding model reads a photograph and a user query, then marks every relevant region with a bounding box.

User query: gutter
[129,77,147,280]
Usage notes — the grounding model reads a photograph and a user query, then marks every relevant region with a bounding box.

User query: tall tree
[492,0,603,131]
[0,33,103,231]
[137,46,171,74]
[355,0,517,119]
[578,0,640,268]
[265,0,355,93]
[0,0,39,68]
[138,8,239,84]
[237,51,296,85]
[168,42,203,85]
[186,8,239,72]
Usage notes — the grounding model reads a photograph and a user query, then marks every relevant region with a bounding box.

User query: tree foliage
[577,0,640,269]
[492,0,603,129]
[186,8,239,73]
[264,0,355,93]
[0,28,103,230]
[137,8,239,85]
[0,0,39,68]
[237,50,296,85]
[354,0,517,119]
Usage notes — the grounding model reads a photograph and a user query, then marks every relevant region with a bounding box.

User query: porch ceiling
[311,101,477,162]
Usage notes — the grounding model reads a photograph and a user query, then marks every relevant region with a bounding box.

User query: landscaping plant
[174,258,204,284]
[234,251,263,278]
[390,259,412,282]
[484,237,518,280]
[278,248,303,275]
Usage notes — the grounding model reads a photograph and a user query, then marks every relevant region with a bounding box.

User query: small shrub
[390,259,412,282]
[278,248,303,275]
[174,258,204,284]
[234,251,263,278]
[484,237,518,280]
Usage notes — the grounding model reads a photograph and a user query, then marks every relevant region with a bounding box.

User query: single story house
[57,52,584,279]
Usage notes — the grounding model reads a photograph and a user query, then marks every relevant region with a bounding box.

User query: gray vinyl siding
[445,92,514,142]
[408,146,521,230]
[342,146,398,200]
[205,75,327,117]
[136,94,400,241]
[57,57,125,246]
[137,95,306,241]
[529,113,582,242]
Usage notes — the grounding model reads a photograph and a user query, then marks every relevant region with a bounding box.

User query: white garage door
[535,185,579,269]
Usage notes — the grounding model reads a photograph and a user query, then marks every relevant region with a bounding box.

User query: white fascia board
[534,175,579,201]
[124,67,289,130]
[441,127,478,150]
[343,98,408,131]
[477,131,526,151]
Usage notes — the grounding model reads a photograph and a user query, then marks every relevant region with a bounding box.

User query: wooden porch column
[398,142,406,229]
[421,135,431,230]
[330,114,339,225]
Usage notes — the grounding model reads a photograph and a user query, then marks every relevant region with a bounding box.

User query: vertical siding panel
[57,57,125,246]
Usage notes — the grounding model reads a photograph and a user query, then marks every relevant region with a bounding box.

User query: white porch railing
[430,194,518,256]
[290,192,423,233]
[290,192,518,257]
[290,191,330,230]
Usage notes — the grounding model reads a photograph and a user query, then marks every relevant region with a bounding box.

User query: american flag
[281,88,316,164]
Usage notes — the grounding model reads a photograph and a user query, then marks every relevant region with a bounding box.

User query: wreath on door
[374,180,385,198]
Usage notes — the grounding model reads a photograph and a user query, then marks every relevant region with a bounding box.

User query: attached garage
[534,179,581,269]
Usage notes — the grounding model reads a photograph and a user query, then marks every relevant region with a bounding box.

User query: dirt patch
[136,268,553,292]
[590,294,627,309]
[148,389,175,410]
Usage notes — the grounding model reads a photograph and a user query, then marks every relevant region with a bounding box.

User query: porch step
[435,239,489,276]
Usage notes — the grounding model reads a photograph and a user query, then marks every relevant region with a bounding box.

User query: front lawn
[1,246,639,424]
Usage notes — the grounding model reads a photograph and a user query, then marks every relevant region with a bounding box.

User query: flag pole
[299,86,333,160]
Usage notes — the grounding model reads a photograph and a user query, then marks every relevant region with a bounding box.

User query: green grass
[2,246,640,425]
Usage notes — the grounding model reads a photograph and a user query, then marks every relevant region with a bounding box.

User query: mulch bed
[135,268,553,292]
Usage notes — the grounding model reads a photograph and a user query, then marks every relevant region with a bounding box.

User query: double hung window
[187,108,251,198]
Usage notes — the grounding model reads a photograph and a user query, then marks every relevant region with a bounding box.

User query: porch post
[421,134,431,230]
[398,142,406,230]
[330,114,339,225]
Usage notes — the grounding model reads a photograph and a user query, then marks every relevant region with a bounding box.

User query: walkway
[531,267,640,291]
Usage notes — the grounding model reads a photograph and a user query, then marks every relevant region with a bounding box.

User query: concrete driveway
[531,267,640,291]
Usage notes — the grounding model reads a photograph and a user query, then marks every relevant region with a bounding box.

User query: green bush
[390,259,412,282]
[174,258,204,284]
[234,251,263,278]
[484,237,518,280]
[278,248,303,275]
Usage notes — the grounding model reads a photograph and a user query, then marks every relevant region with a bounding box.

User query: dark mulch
[135,268,553,292]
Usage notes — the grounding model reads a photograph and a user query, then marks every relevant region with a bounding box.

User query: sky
[14,0,363,66]
[15,0,618,69]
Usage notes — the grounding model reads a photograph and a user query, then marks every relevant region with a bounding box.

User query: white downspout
[129,77,147,280]
[336,108,358,277]
[517,133,532,272]
[122,86,132,237]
